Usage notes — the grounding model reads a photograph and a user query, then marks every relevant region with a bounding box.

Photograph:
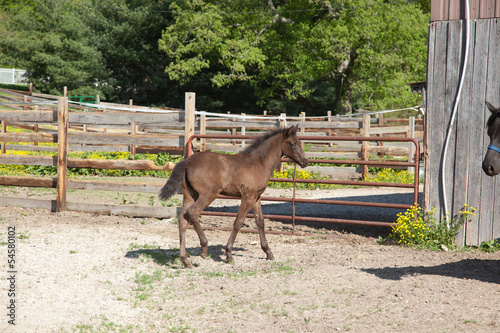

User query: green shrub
[479,239,500,252]
[389,204,475,250]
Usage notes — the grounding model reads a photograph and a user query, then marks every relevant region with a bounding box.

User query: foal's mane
[241,127,288,154]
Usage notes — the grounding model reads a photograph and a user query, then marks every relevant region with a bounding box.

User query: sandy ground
[0,186,499,332]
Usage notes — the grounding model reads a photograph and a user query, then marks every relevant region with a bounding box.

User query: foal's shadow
[125,245,246,268]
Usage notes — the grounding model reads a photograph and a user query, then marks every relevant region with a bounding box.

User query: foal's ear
[285,124,299,136]
[486,101,500,113]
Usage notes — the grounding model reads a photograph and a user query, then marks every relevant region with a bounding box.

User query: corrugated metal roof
[431,0,500,21]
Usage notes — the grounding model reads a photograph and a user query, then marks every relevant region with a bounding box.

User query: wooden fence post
[230,112,236,146]
[300,112,306,136]
[241,113,246,148]
[1,120,6,154]
[200,112,206,151]
[408,116,415,173]
[279,113,287,128]
[184,92,195,158]
[130,99,136,156]
[361,114,370,179]
[279,113,287,172]
[96,95,101,112]
[56,97,69,212]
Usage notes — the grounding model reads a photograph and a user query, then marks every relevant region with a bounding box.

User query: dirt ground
[1,186,499,333]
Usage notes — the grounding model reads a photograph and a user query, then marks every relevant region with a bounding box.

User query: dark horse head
[482,101,500,176]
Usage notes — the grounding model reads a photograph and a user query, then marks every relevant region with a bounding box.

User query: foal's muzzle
[298,157,309,168]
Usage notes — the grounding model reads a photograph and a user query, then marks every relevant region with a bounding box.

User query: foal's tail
[159,160,187,201]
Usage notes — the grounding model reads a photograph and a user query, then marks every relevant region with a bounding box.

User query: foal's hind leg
[184,191,218,260]
[178,188,195,269]
[253,198,274,260]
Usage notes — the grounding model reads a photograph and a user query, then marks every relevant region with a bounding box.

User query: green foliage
[0,0,108,96]
[160,0,429,114]
[479,239,500,253]
[85,0,175,104]
[0,0,429,114]
[0,150,181,178]
[389,205,476,250]
[0,83,30,91]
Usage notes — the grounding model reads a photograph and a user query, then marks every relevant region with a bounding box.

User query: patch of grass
[162,197,182,207]
[73,316,141,333]
[265,259,298,275]
[128,242,160,250]
[135,270,164,286]
[18,230,31,241]
[479,239,500,252]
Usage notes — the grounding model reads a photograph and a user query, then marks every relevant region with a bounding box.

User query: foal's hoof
[225,256,234,264]
[181,260,194,269]
[266,253,275,261]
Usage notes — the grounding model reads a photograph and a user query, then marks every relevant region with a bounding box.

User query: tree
[159,0,429,115]
[0,0,178,104]
[0,0,108,96]
[85,0,176,104]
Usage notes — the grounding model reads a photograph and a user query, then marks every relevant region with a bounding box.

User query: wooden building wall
[425,17,500,246]
[431,0,500,21]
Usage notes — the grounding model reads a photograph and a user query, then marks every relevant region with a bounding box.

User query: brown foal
[159,125,308,268]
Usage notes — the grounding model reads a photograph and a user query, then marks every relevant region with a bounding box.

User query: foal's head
[483,101,500,176]
[281,125,309,168]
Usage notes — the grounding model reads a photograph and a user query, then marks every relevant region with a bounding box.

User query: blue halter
[488,145,500,154]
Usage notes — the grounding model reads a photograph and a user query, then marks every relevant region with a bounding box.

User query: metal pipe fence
[187,134,420,232]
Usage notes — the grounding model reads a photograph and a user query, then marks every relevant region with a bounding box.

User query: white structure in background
[0,68,28,84]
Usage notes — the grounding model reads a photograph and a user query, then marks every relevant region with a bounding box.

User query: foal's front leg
[225,197,255,263]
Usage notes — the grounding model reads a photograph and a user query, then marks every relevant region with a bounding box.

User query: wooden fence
[0,91,423,218]
[0,96,179,217]
[1,90,423,159]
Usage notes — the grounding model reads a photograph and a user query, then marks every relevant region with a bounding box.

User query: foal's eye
[290,142,295,147]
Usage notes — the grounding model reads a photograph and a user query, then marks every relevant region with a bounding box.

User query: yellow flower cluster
[391,204,429,245]
[390,204,475,249]
[270,166,333,189]
[366,169,417,184]
[4,126,57,147]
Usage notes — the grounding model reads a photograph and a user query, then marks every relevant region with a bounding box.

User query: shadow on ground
[205,192,422,238]
[125,245,246,267]
[361,259,500,284]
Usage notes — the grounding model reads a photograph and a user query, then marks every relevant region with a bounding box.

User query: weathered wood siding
[425,18,500,246]
[431,0,500,21]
